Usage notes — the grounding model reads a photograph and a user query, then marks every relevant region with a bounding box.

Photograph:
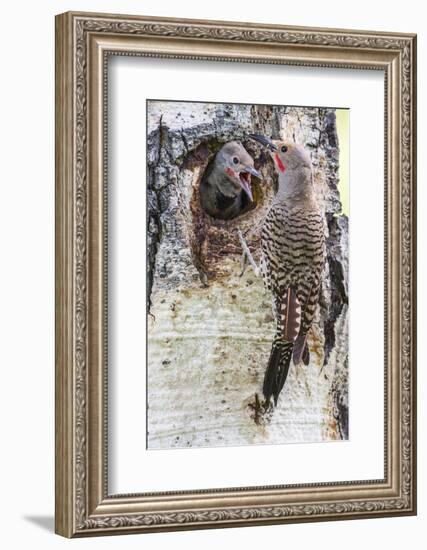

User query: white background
[0,1,424,549]
[110,59,384,493]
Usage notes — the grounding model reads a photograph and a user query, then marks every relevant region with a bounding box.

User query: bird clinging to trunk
[239,134,326,408]
[200,141,261,220]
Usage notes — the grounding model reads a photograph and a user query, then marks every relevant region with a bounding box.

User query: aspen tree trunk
[147,101,348,449]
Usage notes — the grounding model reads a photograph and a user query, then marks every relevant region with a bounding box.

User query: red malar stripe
[275,154,286,173]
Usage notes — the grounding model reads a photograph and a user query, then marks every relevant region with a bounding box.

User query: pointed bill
[248,134,278,152]
[238,171,253,201]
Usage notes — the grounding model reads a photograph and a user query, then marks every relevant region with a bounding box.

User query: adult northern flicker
[200,141,261,220]
[239,134,326,407]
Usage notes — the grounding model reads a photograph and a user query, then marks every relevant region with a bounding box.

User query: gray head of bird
[214,141,261,201]
[249,134,313,199]
[249,134,312,173]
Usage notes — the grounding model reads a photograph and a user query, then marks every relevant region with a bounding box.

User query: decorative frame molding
[55,11,417,537]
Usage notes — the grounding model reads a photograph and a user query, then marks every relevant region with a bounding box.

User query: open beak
[248,134,278,152]
[238,170,254,201]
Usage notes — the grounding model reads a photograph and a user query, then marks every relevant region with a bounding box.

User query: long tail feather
[263,339,293,406]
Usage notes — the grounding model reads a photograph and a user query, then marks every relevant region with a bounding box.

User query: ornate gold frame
[55,11,417,538]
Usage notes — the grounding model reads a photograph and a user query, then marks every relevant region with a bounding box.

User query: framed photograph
[55,11,417,537]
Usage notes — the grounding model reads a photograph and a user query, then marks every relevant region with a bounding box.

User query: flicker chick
[239,134,326,407]
[200,141,261,220]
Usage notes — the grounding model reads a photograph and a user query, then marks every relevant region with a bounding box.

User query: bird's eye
[233,156,239,165]
[281,145,288,153]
